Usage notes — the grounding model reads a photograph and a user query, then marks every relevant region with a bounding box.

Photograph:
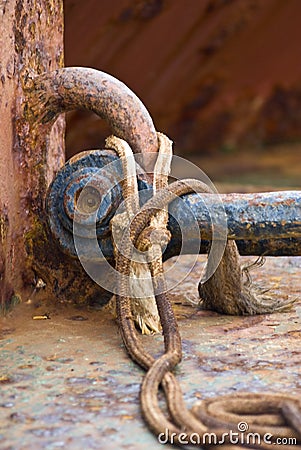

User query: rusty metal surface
[0,0,65,309]
[26,67,158,156]
[0,255,300,449]
[167,190,301,257]
[175,190,301,240]
[46,151,301,258]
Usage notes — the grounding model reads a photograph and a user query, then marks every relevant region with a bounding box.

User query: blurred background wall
[64,0,301,186]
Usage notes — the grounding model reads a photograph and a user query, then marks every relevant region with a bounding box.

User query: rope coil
[106,133,301,448]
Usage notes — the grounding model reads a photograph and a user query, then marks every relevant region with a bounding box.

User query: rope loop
[107,132,301,448]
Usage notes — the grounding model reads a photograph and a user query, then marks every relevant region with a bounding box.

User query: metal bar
[25,67,158,156]
[71,190,301,260]
[168,190,301,239]
[46,150,301,258]
[166,190,301,257]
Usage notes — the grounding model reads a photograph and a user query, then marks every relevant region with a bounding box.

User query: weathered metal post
[0,0,64,310]
[0,0,160,312]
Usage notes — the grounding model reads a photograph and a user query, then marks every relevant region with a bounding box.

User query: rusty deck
[0,255,300,449]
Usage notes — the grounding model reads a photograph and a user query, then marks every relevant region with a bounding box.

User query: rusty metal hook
[25,67,158,156]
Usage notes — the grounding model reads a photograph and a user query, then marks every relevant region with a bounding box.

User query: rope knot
[137,225,171,252]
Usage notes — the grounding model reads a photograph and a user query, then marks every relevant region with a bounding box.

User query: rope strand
[109,133,301,448]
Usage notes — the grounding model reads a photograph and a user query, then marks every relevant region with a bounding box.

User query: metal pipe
[55,191,301,261]
[167,190,301,257]
[210,191,300,240]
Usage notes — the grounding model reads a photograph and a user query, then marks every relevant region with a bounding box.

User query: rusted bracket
[25,67,300,264]
[46,149,301,259]
[22,67,159,306]
[25,67,158,156]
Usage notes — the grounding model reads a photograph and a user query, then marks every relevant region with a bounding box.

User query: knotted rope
[106,133,301,448]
